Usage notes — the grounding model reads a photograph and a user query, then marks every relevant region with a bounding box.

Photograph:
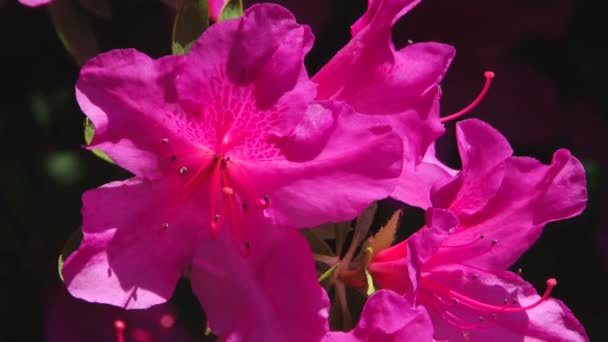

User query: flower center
[160,138,269,256]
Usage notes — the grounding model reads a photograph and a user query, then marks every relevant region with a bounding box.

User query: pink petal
[432,149,587,271]
[427,119,587,271]
[431,119,513,216]
[393,143,458,208]
[177,3,315,142]
[350,0,420,37]
[423,268,588,342]
[62,177,204,309]
[313,0,454,167]
[323,290,433,341]
[190,220,329,341]
[44,284,191,342]
[247,102,404,228]
[19,0,53,6]
[76,49,194,179]
[316,41,453,162]
[208,0,227,21]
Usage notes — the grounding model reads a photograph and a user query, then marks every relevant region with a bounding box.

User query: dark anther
[214,214,220,222]
[242,202,248,211]
[179,166,188,175]
[479,234,486,239]
[171,155,177,161]
[162,138,169,144]
[491,239,498,245]
[162,223,169,230]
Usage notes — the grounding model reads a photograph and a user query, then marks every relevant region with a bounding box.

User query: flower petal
[19,0,53,6]
[313,0,454,165]
[393,143,458,208]
[423,268,588,342]
[431,148,587,271]
[62,177,204,309]
[76,49,193,179]
[177,3,315,143]
[323,290,434,341]
[190,220,329,341]
[208,0,227,21]
[431,119,513,217]
[350,0,420,37]
[247,101,403,228]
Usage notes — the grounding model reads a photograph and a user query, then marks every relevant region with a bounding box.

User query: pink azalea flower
[323,290,434,341]
[63,4,403,340]
[44,284,190,342]
[18,0,52,6]
[369,119,589,341]
[312,0,456,205]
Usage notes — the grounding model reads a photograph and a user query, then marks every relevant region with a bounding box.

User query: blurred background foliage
[0,0,607,340]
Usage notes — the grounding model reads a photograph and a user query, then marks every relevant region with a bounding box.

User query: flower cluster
[59,0,588,341]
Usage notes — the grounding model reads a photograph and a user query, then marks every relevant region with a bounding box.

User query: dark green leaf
[172,0,209,54]
[77,0,112,20]
[84,118,114,163]
[58,228,83,282]
[50,0,99,65]
[218,0,243,22]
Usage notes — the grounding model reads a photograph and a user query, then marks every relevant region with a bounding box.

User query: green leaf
[84,118,114,163]
[77,0,112,20]
[218,0,243,22]
[50,0,99,65]
[58,228,83,282]
[172,0,209,54]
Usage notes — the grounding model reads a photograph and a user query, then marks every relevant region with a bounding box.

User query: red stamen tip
[440,70,495,123]
[160,313,175,329]
[114,320,126,330]
[547,278,557,287]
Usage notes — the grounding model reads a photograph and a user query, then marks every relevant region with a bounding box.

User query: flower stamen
[441,71,495,122]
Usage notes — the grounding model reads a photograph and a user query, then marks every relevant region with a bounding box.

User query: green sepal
[218,0,243,22]
[58,228,83,282]
[172,0,209,54]
[84,118,114,163]
[50,0,99,65]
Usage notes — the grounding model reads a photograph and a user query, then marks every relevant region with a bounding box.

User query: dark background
[1,0,606,340]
